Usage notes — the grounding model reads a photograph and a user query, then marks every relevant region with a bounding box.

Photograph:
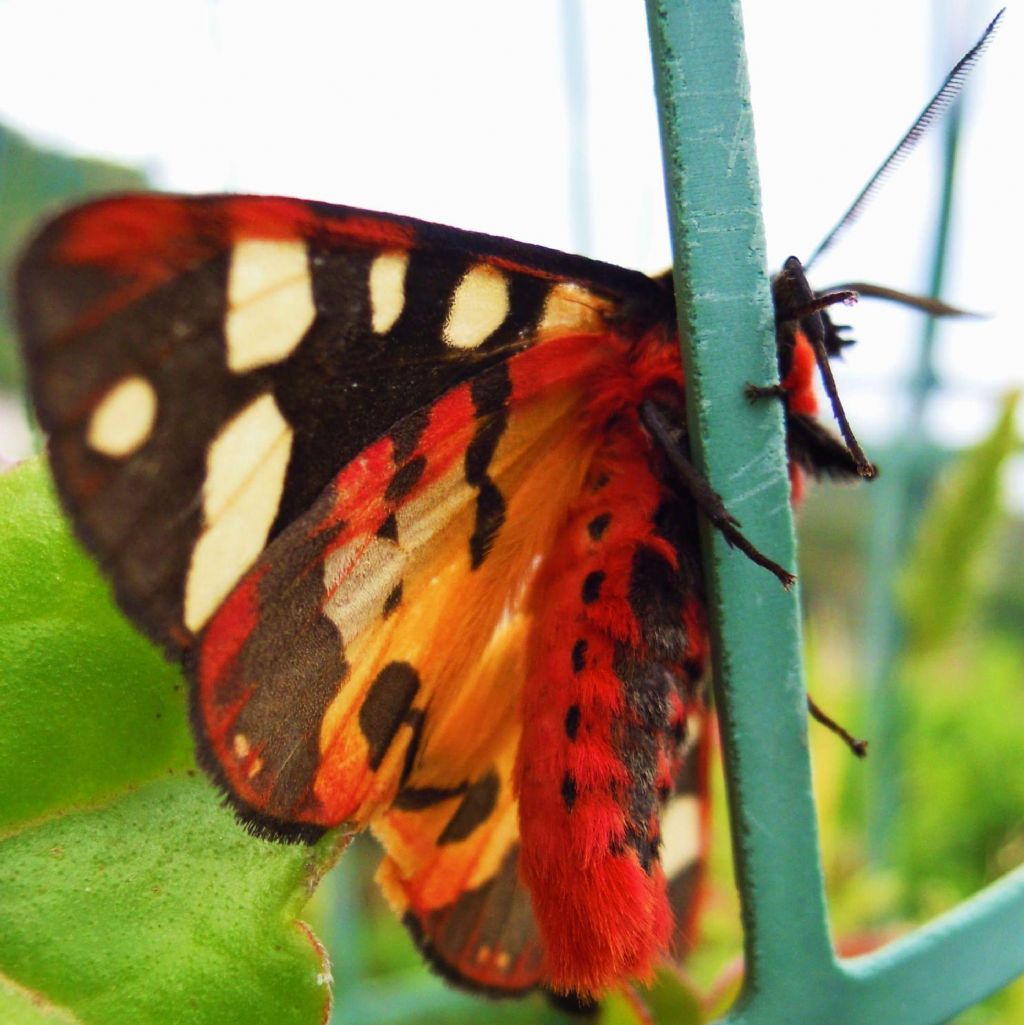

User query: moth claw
[745,382,787,403]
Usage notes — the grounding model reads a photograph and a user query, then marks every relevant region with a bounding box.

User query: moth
[13,13,999,1003]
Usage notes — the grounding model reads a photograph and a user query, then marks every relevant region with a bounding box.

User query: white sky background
[0,0,1020,497]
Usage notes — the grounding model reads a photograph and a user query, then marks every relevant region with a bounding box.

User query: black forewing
[16,194,672,652]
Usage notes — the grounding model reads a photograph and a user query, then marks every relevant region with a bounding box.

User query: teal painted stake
[645,1,1024,1022]
[644,0,833,1017]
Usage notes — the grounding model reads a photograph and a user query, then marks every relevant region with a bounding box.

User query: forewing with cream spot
[16,193,669,662]
[185,393,294,631]
[225,238,316,372]
[86,376,158,457]
[444,264,511,350]
[369,251,410,335]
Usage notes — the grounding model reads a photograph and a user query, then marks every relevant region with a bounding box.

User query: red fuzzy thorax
[782,329,820,502]
[783,329,819,418]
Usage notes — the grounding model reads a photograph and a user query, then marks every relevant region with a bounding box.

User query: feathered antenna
[804,8,1005,272]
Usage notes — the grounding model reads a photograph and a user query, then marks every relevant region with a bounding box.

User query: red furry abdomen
[516,330,706,996]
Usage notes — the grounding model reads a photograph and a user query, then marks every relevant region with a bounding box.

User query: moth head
[768,256,874,480]
[767,9,1004,482]
[771,255,855,373]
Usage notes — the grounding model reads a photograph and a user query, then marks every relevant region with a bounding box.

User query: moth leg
[639,401,795,588]
[782,289,859,322]
[807,695,868,758]
[744,382,787,403]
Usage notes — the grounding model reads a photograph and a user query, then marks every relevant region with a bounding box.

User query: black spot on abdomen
[571,638,587,673]
[587,512,612,541]
[565,704,580,741]
[561,772,577,810]
[582,570,605,604]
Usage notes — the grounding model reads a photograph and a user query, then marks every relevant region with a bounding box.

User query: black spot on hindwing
[401,845,542,995]
[470,360,512,417]
[376,512,399,541]
[359,661,421,770]
[383,581,403,617]
[438,771,500,844]
[469,479,505,569]
[386,454,427,502]
[390,407,430,464]
[393,782,469,811]
[465,365,511,568]
[398,707,425,789]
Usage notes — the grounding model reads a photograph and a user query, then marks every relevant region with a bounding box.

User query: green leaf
[899,634,1024,903]
[0,459,334,1025]
[643,969,705,1024]
[598,969,705,1025]
[897,391,1021,654]
[0,122,147,391]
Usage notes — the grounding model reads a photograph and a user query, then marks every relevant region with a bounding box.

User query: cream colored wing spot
[184,393,294,632]
[659,794,701,878]
[322,535,406,643]
[369,251,410,334]
[537,282,611,338]
[682,714,701,750]
[393,468,475,554]
[225,238,316,372]
[443,264,509,349]
[321,463,477,646]
[86,376,158,457]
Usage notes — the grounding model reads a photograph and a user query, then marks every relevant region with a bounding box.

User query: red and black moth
[13,11,1000,1005]
[12,193,858,1001]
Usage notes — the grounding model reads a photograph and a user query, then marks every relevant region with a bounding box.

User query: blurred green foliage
[0,122,147,389]
[899,393,1021,654]
[806,398,1024,1025]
